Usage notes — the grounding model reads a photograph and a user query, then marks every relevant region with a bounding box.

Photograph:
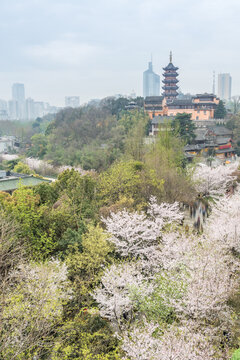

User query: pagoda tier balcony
[162,86,179,91]
[162,90,178,94]
[162,72,179,77]
[162,79,179,84]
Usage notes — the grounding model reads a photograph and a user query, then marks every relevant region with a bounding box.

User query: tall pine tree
[214,100,227,119]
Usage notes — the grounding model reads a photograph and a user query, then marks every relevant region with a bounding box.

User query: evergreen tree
[171,113,196,144]
[214,100,227,119]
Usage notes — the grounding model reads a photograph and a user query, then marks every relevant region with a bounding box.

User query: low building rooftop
[0,173,52,192]
[151,115,174,125]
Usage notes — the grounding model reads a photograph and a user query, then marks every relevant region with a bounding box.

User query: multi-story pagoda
[162,51,179,102]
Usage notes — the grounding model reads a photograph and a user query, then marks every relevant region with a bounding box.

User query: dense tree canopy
[171,112,196,144]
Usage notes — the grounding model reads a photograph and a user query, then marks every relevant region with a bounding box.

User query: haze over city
[0,0,239,106]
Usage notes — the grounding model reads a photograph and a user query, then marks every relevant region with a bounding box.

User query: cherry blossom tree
[159,231,238,320]
[24,157,87,176]
[1,260,71,359]
[121,321,220,360]
[101,197,183,259]
[206,190,240,252]
[192,162,239,197]
[177,245,237,320]
[92,262,153,331]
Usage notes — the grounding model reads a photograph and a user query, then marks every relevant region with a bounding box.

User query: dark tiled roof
[216,137,232,145]
[163,63,179,71]
[207,126,232,136]
[184,144,203,151]
[168,99,193,106]
[144,96,164,104]
[194,93,215,98]
[194,129,208,142]
[162,72,179,77]
[151,116,174,125]
[216,148,235,154]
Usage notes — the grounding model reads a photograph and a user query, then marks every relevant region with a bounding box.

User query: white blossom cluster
[101,196,183,260]
[193,161,238,197]
[24,157,86,175]
[122,322,219,360]
[206,189,240,252]
[2,260,71,355]
[93,262,153,328]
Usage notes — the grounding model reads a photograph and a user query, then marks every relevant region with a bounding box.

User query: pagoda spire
[170,51,172,63]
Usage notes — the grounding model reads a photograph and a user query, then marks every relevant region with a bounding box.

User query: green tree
[226,114,240,156]
[171,113,196,144]
[67,224,113,306]
[229,96,240,115]
[98,160,164,210]
[144,128,195,203]
[28,133,47,158]
[50,312,121,360]
[214,100,227,119]
[123,110,149,161]
[4,187,56,259]
[13,161,33,174]
[54,169,97,228]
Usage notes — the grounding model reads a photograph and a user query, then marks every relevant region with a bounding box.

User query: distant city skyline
[0,83,63,120]
[0,0,239,106]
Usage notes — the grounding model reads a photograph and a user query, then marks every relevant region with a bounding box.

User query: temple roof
[168,99,193,106]
[162,72,179,77]
[207,126,232,136]
[163,63,179,71]
[216,137,232,145]
[144,96,164,104]
[151,115,174,125]
[194,93,215,98]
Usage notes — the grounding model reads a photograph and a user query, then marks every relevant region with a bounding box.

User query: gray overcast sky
[0,0,239,106]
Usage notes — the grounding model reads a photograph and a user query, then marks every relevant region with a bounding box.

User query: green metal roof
[0,176,51,192]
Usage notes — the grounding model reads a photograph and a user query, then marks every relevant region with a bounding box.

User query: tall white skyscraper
[12,83,25,102]
[218,73,232,101]
[143,61,160,98]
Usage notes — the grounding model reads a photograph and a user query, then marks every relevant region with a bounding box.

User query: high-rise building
[12,83,25,102]
[25,98,35,120]
[143,61,160,98]
[34,102,45,118]
[65,96,80,108]
[11,83,26,119]
[217,73,232,101]
[162,52,179,102]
